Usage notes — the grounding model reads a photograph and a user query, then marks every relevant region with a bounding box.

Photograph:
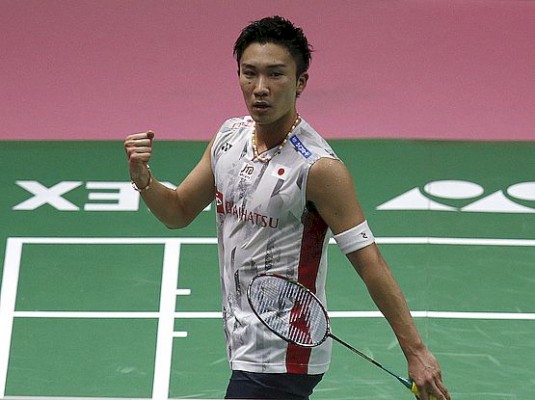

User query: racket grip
[410,381,438,400]
[411,381,420,398]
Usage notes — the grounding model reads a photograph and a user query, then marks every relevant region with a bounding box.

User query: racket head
[247,273,330,348]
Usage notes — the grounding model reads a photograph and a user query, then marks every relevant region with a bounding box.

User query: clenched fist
[124,131,154,189]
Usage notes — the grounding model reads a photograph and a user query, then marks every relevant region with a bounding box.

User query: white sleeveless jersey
[210,116,339,374]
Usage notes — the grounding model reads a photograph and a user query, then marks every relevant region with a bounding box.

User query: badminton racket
[247,273,431,399]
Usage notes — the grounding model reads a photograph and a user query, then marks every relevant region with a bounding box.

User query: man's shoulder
[211,116,253,160]
[289,119,338,164]
[219,116,254,132]
[213,116,252,144]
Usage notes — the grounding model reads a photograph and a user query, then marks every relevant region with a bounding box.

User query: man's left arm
[307,157,450,400]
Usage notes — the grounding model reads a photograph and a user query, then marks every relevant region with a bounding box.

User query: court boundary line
[2,236,535,245]
[10,311,535,320]
[1,236,534,400]
[2,398,158,400]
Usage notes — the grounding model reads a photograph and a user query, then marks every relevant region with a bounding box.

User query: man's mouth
[252,102,271,110]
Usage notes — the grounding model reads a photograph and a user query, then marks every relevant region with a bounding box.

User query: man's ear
[296,73,309,96]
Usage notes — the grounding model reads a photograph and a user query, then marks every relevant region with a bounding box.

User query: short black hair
[233,16,313,77]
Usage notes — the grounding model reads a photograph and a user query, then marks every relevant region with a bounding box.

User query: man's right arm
[124,131,216,229]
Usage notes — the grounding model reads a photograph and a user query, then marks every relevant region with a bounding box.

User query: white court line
[2,398,159,400]
[12,310,535,320]
[375,237,535,246]
[174,311,535,320]
[330,311,535,320]
[7,236,535,246]
[0,239,23,400]
[12,311,161,318]
[152,242,181,400]
[2,398,158,400]
[1,237,218,245]
[11,310,535,320]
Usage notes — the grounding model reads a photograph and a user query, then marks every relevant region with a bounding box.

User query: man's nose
[253,76,269,96]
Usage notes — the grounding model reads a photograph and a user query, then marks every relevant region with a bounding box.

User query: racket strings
[249,275,328,346]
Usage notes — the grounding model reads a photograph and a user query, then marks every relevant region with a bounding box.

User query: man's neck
[254,112,299,150]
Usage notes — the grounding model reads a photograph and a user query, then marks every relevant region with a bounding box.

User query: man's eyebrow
[240,62,289,69]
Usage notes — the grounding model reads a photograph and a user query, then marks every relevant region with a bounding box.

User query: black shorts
[225,370,324,399]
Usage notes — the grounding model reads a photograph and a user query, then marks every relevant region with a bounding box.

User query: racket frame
[247,273,331,348]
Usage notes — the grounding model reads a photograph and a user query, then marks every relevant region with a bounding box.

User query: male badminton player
[124,15,450,400]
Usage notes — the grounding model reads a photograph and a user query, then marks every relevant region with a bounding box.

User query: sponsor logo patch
[239,162,255,181]
[289,135,312,158]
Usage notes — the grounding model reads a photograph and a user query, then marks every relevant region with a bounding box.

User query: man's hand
[124,131,154,188]
[408,348,451,400]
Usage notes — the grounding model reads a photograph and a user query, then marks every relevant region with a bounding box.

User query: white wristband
[333,220,375,254]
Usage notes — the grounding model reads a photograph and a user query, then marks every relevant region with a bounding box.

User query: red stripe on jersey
[286,204,328,374]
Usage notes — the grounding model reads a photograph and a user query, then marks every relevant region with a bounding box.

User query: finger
[430,372,449,400]
[124,131,155,162]
[423,381,449,400]
[126,133,148,141]
[411,382,427,400]
[413,380,441,400]
[126,143,152,161]
[434,382,451,400]
[125,131,155,142]
[129,143,152,153]
[417,388,429,400]
[125,137,153,153]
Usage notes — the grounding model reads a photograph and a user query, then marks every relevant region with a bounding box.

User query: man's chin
[249,109,274,123]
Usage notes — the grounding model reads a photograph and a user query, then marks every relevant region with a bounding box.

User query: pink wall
[1,0,533,141]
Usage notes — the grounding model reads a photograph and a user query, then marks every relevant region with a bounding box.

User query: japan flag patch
[271,164,290,180]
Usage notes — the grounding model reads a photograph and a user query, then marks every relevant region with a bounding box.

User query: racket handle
[410,380,438,400]
[411,381,420,398]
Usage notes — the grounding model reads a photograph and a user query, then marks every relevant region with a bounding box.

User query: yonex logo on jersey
[377,180,535,213]
[289,135,312,158]
[220,143,233,152]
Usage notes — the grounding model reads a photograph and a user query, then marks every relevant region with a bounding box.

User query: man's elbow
[162,218,191,230]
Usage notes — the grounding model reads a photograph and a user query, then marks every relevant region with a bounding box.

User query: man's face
[239,42,307,128]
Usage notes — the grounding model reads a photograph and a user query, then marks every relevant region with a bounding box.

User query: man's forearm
[348,246,426,357]
[137,178,189,229]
